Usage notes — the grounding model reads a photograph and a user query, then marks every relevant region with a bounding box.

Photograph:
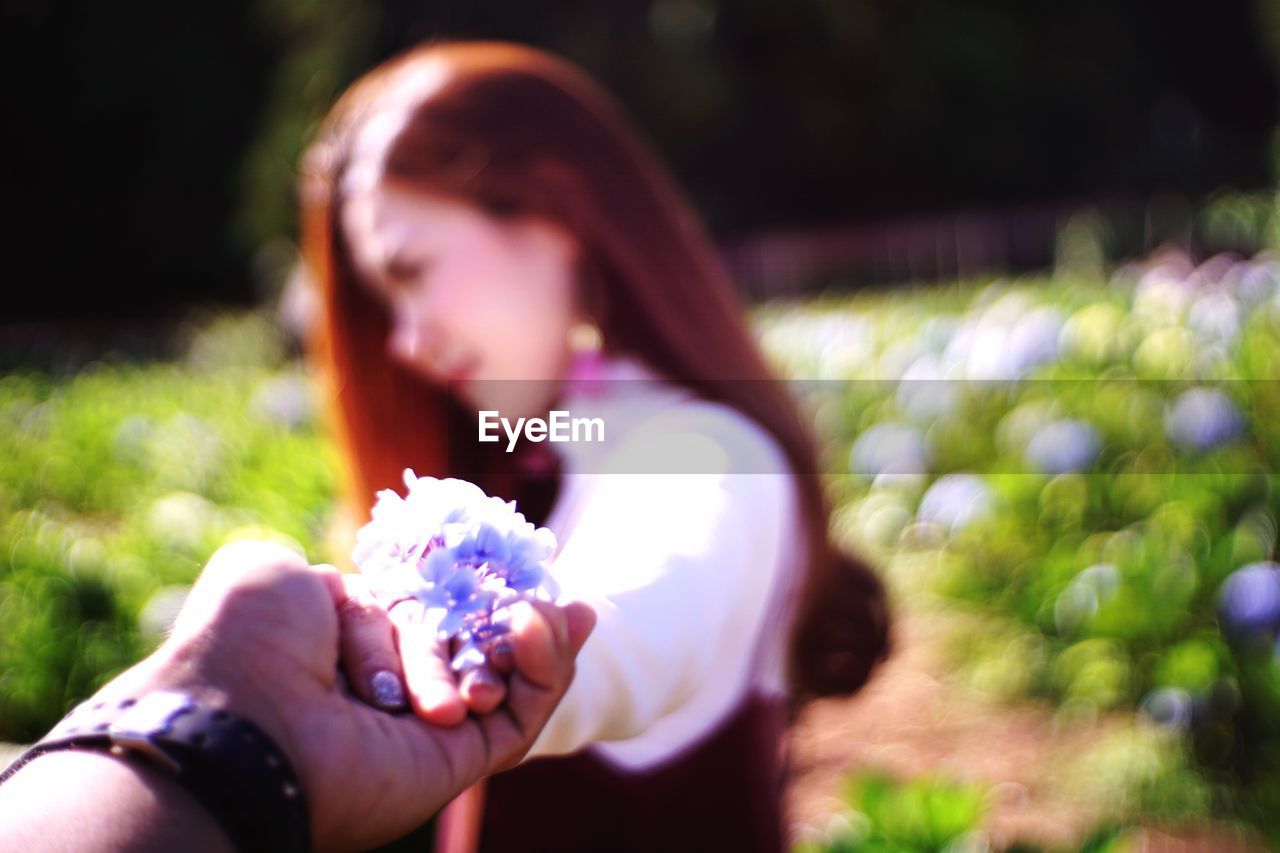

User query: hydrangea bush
[758,249,1280,832]
[351,470,559,671]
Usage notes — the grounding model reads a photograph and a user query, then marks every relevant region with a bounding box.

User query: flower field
[2,249,1279,847]
[761,249,1280,848]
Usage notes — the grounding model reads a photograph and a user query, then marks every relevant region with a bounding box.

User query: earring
[568,320,602,354]
[565,320,605,385]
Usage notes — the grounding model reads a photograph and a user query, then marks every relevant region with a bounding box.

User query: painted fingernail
[371,670,405,710]
[489,639,515,674]
[462,667,503,705]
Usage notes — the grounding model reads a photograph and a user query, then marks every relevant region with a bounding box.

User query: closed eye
[384,253,430,288]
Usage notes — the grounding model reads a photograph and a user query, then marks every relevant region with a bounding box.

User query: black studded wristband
[0,691,310,853]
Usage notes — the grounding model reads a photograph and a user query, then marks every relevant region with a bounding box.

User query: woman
[300,39,890,852]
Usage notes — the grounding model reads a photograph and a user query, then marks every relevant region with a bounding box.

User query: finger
[510,599,595,692]
[478,600,595,763]
[505,601,560,694]
[391,600,467,726]
[562,601,597,656]
[458,663,506,714]
[334,574,406,711]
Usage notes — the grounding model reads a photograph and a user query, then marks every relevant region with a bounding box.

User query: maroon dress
[478,692,792,853]
[475,439,795,852]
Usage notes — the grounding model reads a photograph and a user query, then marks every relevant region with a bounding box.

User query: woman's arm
[526,403,799,761]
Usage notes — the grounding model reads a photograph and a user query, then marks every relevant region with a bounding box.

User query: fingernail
[489,639,514,674]
[465,667,501,691]
[371,670,405,710]
[461,667,503,705]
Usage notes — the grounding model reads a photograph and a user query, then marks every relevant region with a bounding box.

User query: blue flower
[446,522,512,569]
[1188,291,1241,346]
[1165,388,1244,452]
[896,357,961,421]
[850,422,929,477]
[1054,563,1120,636]
[1218,561,1280,648]
[917,473,992,534]
[1025,418,1101,475]
[352,469,560,671]
[1141,687,1194,730]
[1006,306,1063,377]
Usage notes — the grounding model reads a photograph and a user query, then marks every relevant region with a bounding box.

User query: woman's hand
[91,540,595,852]
[337,575,520,725]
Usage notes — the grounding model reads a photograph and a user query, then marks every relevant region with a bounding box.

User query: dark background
[3,0,1277,320]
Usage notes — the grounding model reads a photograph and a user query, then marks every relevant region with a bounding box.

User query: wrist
[0,750,235,853]
[1,687,311,853]
[109,636,307,780]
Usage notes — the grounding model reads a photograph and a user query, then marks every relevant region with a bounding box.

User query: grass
[3,251,1280,845]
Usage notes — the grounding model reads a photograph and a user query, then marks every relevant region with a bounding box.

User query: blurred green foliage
[795,771,989,852]
[4,247,1280,845]
[0,313,337,743]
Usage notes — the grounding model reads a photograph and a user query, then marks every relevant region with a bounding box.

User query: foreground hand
[88,540,595,852]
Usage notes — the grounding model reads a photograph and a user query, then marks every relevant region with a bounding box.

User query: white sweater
[525,356,803,770]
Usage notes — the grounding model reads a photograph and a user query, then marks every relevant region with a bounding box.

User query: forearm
[0,751,234,853]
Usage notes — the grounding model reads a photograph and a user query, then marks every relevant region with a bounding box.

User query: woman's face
[341,178,581,419]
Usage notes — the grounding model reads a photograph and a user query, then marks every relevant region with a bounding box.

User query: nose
[387,296,427,365]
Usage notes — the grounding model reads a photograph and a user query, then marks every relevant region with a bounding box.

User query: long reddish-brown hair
[299,39,888,700]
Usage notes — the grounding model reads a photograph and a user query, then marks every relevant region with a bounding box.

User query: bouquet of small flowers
[352,469,560,671]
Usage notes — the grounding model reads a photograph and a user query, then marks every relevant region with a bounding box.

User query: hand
[336,577,524,725]
[87,540,595,852]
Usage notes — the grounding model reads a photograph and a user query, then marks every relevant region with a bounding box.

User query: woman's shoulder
[631,396,791,478]
[560,355,792,480]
